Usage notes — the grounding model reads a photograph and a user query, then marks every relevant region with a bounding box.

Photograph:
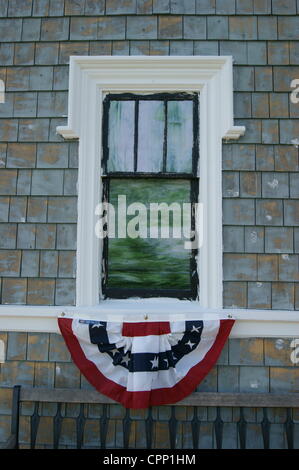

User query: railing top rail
[18,388,299,408]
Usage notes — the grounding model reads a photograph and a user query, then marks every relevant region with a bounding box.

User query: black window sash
[102,92,199,177]
[101,175,199,300]
[101,92,200,300]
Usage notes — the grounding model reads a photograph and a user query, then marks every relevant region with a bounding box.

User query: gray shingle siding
[0,0,298,449]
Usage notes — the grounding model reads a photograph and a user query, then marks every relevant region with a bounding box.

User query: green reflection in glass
[106,178,192,291]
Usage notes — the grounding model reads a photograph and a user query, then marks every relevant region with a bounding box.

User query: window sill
[0,303,298,338]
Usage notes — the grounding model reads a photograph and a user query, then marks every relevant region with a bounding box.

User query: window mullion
[134,100,139,173]
[192,93,199,176]
[163,100,167,172]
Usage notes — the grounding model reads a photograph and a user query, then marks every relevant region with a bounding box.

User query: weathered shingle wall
[0,0,298,448]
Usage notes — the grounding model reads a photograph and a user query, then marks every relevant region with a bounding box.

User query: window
[2,56,296,338]
[101,92,199,300]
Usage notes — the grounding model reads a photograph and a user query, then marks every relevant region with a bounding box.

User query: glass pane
[107,100,135,172]
[166,101,193,173]
[137,100,164,172]
[106,178,192,292]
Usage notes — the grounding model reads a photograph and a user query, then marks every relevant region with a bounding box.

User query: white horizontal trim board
[0,304,298,337]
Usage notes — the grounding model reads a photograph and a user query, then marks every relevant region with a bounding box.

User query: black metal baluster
[214,407,223,449]
[123,408,131,449]
[169,406,177,449]
[30,402,40,449]
[285,408,294,450]
[261,408,270,449]
[191,407,200,449]
[237,407,247,449]
[76,403,85,449]
[100,404,108,449]
[11,385,21,449]
[53,403,63,449]
[145,407,153,449]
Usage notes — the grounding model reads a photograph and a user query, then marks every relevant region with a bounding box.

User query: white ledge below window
[0,304,298,338]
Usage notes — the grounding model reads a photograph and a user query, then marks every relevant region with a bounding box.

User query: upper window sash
[102,92,199,177]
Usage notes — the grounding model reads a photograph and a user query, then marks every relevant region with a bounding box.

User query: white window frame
[0,56,298,339]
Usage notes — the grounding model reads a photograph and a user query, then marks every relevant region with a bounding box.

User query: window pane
[137,100,164,172]
[106,178,192,292]
[107,100,135,172]
[166,101,193,173]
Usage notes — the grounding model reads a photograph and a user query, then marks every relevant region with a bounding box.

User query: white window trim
[0,55,298,339]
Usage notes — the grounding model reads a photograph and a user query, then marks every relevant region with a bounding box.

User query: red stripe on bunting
[122,321,171,337]
[58,318,235,409]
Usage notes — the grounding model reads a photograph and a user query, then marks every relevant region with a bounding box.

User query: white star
[91,322,104,328]
[191,324,201,333]
[121,354,130,366]
[186,340,195,350]
[110,348,119,356]
[150,356,159,369]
